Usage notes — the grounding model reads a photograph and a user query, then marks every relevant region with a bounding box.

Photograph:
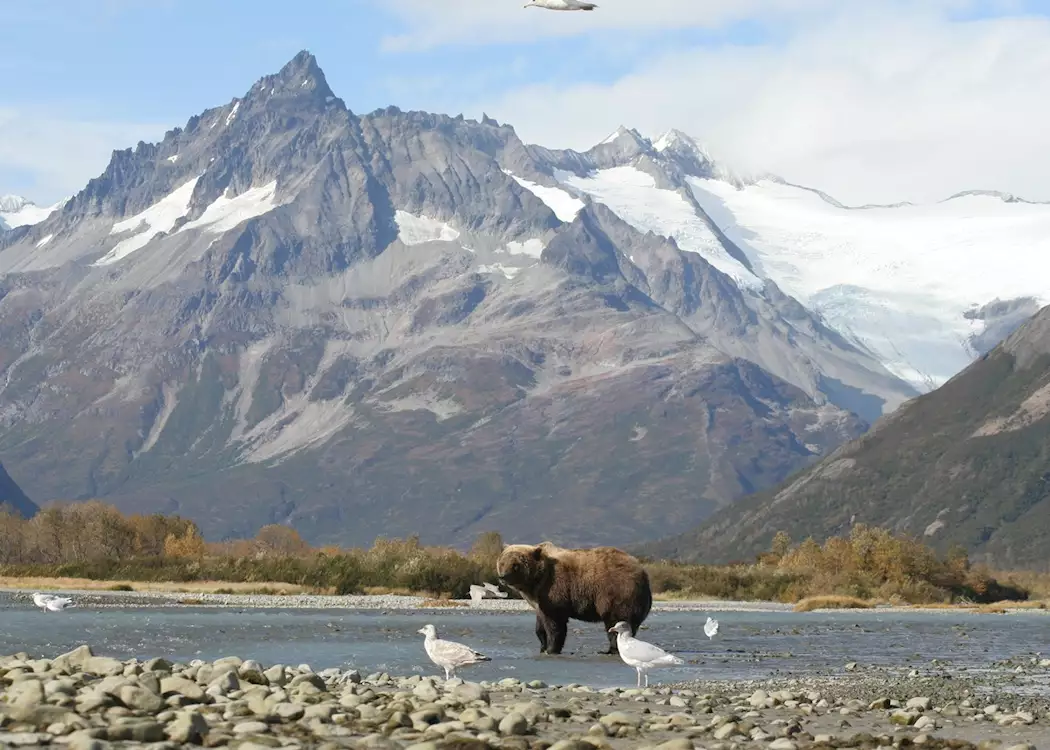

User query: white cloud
[463,4,1050,205]
[0,108,165,204]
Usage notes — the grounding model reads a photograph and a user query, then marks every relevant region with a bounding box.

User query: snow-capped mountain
[546,128,1050,393]
[0,51,1037,548]
[0,195,63,231]
[0,51,903,548]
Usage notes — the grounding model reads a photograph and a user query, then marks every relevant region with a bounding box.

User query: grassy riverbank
[0,503,1039,605]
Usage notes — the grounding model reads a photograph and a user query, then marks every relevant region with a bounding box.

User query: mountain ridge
[642,302,1050,569]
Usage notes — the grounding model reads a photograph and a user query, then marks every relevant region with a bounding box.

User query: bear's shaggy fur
[496,541,652,655]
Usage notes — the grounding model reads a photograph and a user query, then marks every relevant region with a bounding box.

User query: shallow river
[1,595,1047,689]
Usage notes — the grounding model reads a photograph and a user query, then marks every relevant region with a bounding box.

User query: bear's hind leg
[535,613,549,653]
[601,616,621,655]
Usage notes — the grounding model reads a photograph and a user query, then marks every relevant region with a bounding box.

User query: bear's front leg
[534,613,549,653]
[546,619,569,654]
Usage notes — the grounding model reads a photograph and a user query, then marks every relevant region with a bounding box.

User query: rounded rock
[498,712,529,736]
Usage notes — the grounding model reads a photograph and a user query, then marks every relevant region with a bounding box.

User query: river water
[2,594,1047,689]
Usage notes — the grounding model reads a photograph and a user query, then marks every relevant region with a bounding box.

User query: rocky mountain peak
[270,50,334,100]
[592,126,651,156]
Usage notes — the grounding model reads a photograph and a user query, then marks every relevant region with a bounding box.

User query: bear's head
[496,543,554,594]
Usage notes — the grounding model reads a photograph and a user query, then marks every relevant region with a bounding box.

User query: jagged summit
[247,49,338,105]
[594,125,650,152]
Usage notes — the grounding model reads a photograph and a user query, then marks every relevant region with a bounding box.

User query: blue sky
[3,0,1050,205]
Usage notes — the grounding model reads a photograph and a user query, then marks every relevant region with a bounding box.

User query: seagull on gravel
[524,0,598,10]
[704,616,719,639]
[609,620,684,687]
[418,623,491,680]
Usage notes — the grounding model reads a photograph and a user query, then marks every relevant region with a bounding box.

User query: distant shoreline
[0,584,790,612]
[3,584,1047,615]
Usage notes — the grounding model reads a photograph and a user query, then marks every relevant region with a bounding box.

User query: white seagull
[44,597,76,612]
[524,0,598,10]
[704,616,719,639]
[32,592,58,611]
[418,623,491,680]
[609,621,684,687]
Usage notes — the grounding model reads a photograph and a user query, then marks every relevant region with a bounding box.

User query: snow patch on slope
[688,177,1050,390]
[503,239,545,258]
[95,177,200,266]
[179,181,279,234]
[225,100,241,126]
[478,263,525,279]
[559,166,763,291]
[504,171,584,222]
[394,211,460,245]
[35,234,54,248]
[0,196,62,229]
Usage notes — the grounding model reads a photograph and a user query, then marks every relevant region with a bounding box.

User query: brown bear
[496,541,652,655]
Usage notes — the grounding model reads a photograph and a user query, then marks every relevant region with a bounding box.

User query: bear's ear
[531,545,545,560]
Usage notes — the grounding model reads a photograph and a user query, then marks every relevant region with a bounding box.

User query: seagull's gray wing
[622,637,682,666]
[433,638,488,666]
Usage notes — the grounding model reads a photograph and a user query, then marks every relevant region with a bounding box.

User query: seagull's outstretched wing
[621,637,684,666]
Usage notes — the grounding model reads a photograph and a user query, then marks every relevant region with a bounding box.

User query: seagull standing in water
[44,597,76,612]
[524,0,598,10]
[32,592,57,611]
[418,624,491,680]
[609,621,684,687]
[33,592,75,612]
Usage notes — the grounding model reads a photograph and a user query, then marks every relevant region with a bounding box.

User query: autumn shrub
[0,502,1030,603]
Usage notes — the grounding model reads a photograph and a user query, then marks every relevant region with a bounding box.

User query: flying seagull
[704,616,719,639]
[524,0,598,10]
[609,620,684,687]
[418,623,491,680]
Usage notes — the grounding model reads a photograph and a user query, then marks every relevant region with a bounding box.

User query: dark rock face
[644,304,1050,569]
[0,462,35,518]
[0,52,904,548]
